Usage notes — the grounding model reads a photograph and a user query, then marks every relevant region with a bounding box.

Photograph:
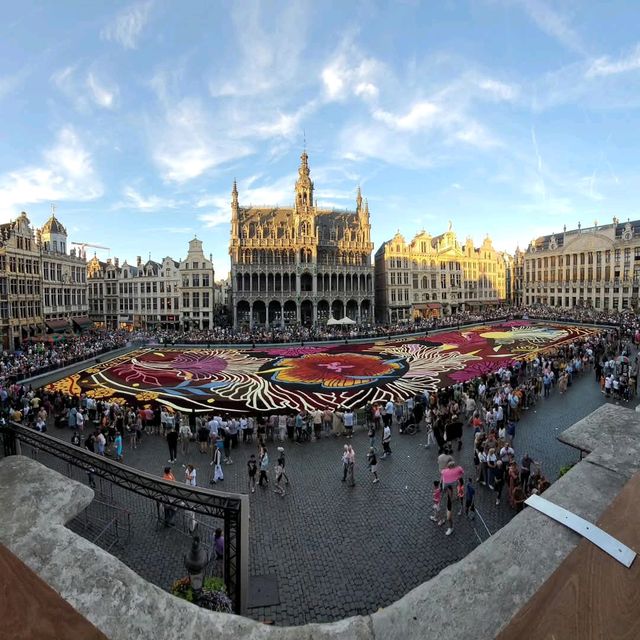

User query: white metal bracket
[525,494,636,568]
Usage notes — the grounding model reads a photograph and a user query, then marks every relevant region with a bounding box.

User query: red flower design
[266,352,403,389]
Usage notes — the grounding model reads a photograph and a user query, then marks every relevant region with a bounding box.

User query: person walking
[367,447,379,483]
[179,421,192,457]
[214,528,224,578]
[384,399,394,427]
[258,446,269,487]
[167,426,178,463]
[210,444,224,484]
[96,430,106,456]
[273,458,286,497]
[381,423,392,458]
[343,409,354,439]
[161,466,177,527]
[465,477,476,519]
[341,444,349,482]
[276,447,290,485]
[185,464,197,487]
[197,421,209,454]
[114,431,123,462]
[368,421,376,450]
[346,444,355,487]
[247,454,258,493]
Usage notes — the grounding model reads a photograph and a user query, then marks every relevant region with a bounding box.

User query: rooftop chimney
[137,256,142,267]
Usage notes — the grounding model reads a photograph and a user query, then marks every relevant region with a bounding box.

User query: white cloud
[101,0,153,49]
[321,43,383,102]
[0,127,102,219]
[197,174,296,228]
[243,100,318,141]
[475,78,520,102]
[586,44,640,78]
[454,123,499,148]
[354,82,379,100]
[209,0,308,98]
[51,66,119,112]
[373,102,440,131]
[87,72,118,109]
[121,187,176,210]
[199,211,231,229]
[0,66,30,102]
[51,65,77,100]
[519,0,586,55]
[152,98,253,183]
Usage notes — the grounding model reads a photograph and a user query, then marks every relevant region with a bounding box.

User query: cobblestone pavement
[38,366,636,626]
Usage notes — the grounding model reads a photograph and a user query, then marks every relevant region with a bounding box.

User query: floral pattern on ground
[44,321,602,413]
[259,352,406,389]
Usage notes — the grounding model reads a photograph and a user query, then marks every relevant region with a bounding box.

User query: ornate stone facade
[375,226,509,323]
[523,218,640,311]
[0,212,42,350]
[229,152,374,328]
[38,212,89,332]
[179,238,215,330]
[87,238,214,330]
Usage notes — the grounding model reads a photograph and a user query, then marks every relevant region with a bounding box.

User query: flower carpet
[47,321,601,413]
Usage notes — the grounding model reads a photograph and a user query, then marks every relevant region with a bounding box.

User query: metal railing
[0,422,249,614]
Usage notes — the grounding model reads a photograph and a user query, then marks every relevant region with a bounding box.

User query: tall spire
[295,149,314,211]
[230,178,239,240]
[356,186,362,211]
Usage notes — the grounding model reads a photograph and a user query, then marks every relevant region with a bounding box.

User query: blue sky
[2,1,640,278]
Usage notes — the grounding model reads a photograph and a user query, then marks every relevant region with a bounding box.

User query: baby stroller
[399,416,417,435]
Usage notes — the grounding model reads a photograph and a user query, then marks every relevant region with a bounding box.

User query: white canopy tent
[327,316,356,326]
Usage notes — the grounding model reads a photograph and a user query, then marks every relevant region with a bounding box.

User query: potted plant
[171,576,233,613]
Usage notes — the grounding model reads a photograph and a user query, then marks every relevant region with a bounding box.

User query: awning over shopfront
[72,316,94,330]
[45,318,71,332]
[427,303,442,309]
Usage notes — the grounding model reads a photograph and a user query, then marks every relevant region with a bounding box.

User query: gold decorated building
[523,218,640,310]
[375,226,510,323]
[229,152,374,328]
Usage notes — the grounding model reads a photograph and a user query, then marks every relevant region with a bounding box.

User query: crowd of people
[2,304,639,542]
[2,305,638,388]
[0,331,130,385]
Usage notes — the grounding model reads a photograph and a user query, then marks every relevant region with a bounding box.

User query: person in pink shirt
[440,460,464,536]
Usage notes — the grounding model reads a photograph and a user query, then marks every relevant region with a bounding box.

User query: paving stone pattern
[40,370,634,626]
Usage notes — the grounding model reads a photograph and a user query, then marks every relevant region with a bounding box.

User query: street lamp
[184,536,208,599]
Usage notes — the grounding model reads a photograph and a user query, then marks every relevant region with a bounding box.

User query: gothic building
[229,151,375,328]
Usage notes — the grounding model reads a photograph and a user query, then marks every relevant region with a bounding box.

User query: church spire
[231,178,239,240]
[356,186,362,212]
[232,178,238,207]
[295,150,314,211]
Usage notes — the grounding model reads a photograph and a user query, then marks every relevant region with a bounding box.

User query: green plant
[558,463,575,477]
[171,576,194,603]
[203,576,226,593]
[171,575,232,613]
